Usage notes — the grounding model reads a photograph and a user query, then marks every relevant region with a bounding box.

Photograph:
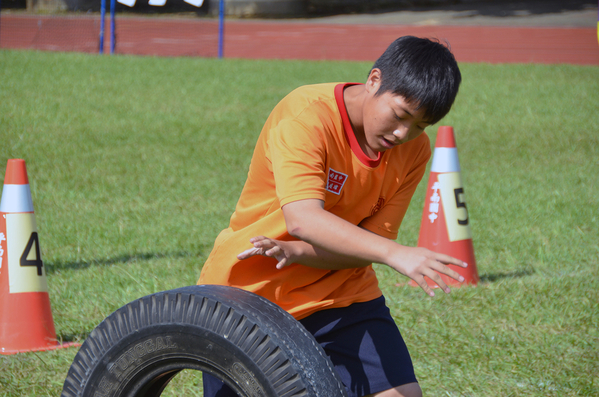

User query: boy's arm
[237,233,373,270]
[240,198,466,296]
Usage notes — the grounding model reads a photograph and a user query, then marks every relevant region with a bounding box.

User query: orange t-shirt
[199,83,431,320]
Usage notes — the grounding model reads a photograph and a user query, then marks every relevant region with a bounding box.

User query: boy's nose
[392,127,409,141]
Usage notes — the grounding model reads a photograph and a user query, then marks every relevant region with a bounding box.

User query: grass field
[0,49,598,396]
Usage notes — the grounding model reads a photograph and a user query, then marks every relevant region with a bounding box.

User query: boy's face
[361,69,431,157]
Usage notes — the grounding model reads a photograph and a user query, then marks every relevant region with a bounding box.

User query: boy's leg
[367,382,422,397]
[299,296,417,397]
[202,296,415,397]
[202,372,238,397]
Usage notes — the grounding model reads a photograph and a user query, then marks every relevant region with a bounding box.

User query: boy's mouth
[381,137,399,149]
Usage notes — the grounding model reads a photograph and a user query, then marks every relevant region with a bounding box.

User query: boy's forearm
[282,199,397,267]
[283,239,373,270]
[282,199,467,296]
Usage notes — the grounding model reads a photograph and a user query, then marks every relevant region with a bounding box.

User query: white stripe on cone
[0,185,34,213]
[430,147,461,173]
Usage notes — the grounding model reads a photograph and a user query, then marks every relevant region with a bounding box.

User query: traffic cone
[412,126,479,288]
[0,159,79,354]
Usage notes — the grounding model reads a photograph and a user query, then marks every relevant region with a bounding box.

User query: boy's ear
[366,68,382,94]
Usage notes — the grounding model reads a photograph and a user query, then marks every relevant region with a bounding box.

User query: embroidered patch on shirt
[326,168,348,195]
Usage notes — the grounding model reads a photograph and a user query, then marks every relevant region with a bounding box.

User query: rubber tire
[61,285,347,397]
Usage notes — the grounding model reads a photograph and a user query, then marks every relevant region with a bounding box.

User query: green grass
[0,49,598,396]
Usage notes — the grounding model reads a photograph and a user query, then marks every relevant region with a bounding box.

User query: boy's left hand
[237,236,293,269]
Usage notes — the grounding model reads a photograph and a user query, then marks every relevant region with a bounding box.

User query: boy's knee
[369,382,422,397]
[397,382,423,397]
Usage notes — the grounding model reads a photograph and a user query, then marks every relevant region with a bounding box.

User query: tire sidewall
[63,286,347,397]
[81,323,275,397]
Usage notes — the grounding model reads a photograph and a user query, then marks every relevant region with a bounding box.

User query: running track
[1,15,598,65]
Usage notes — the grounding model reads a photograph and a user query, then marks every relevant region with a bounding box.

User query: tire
[61,285,347,397]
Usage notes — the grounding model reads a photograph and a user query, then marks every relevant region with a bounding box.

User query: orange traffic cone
[0,159,79,354]
[413,126,479,288]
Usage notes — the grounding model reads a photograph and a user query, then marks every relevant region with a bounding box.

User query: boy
[199,36,466,397]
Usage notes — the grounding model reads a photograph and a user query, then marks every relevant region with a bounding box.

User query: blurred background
[0,0,597,61]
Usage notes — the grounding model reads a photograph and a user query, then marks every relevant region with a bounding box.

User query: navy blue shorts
[203,296,417,397]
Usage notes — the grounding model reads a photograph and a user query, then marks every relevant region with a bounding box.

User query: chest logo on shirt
[326,168,348,195]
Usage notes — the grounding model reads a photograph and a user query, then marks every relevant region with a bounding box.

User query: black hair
[371,36,462,125]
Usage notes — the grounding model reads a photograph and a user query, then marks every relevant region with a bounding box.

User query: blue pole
[110,0,116,54]
[99,0,105,54]
[0,0,3,49]
[218,0,224,59]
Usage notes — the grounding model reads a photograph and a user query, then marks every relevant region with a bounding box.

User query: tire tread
[62,285,347,397]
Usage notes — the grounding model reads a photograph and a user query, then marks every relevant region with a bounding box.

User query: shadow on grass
[479,269,535,283]
[44,250,207,274]
[57,334,85,344]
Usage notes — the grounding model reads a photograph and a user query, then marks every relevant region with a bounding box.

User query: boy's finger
[265,246,280,256]
[432,261,465,283]
[275,258,288,269]
[425,270,451,294]
[237,247,260,259]
[253,239,275,249]
[249,236,268,244]
[415,278,435,297]
[435,253,467,268]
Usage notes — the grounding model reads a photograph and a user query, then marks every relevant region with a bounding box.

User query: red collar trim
[334,83,382,168]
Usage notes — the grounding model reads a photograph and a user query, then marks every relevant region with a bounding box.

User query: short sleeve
[268,118,328,207]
